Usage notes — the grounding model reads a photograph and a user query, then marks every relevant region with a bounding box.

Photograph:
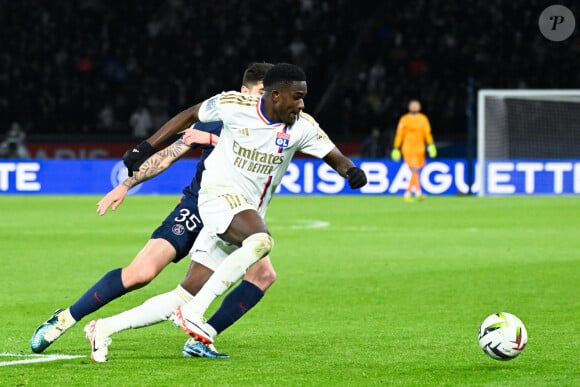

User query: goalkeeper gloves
[427,143,437,158]
[391,148,401,162]
[346,167,367,189]
[122,141,156,177]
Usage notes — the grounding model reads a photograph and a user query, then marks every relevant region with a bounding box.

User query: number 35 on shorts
[174,208,202,232]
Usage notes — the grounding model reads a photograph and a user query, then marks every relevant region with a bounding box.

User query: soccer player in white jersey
[123,63,367,348]
[32,63,277,362]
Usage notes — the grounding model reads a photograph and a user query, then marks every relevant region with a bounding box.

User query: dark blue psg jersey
[182,121,223,198]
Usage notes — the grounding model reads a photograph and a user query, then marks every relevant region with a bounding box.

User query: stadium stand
[1,0,577,149]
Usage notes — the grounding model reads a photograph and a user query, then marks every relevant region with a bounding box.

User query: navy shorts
[150,194,204,263]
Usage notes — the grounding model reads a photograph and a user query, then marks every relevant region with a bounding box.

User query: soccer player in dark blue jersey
[31,63,275,361]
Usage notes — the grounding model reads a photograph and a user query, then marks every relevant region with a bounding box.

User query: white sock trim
[242,232,274,259]
[175,285,194,303]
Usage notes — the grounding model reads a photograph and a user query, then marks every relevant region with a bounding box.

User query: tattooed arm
[96,138,191,215]
[121,138,191,189]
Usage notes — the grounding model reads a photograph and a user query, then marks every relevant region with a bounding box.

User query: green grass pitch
[0,195,578,386]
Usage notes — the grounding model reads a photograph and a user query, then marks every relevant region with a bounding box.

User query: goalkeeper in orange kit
[391,99,437,201]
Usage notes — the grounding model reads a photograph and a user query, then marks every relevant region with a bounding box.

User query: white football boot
[84,319,112,363]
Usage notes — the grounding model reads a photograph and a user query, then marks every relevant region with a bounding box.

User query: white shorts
[198,186,262,235]
[190,227,238,271]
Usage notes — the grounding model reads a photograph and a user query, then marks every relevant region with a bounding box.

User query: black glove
[122,141,155,177]
[346,166,367,189]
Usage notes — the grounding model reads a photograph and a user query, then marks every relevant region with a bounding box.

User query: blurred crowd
[1,0,578,148]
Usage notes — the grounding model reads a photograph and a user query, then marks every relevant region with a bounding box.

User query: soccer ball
[478,312,527,360]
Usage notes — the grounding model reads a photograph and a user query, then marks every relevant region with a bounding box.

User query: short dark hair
[263,63,306,90]
[242,62,274,86]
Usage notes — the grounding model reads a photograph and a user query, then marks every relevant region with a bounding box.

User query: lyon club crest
[275,132,290,148]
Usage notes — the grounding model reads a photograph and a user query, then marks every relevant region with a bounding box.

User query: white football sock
[98,285,193,337]
[181,232,273,317]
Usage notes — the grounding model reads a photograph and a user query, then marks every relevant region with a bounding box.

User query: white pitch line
[285,220,330,230]
[0,353,84,367]
[268,219,330,230]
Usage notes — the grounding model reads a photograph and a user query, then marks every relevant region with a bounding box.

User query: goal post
[477,89,580,196]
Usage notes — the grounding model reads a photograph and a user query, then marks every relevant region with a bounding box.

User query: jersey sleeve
[193,121,223,135]
[393,116,405,148]
[422,114,434,145]
[296,113,335,158]
[198,93,224,123]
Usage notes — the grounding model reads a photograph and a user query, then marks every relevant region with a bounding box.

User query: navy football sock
[69,268,128,321]
[207,280,264,334]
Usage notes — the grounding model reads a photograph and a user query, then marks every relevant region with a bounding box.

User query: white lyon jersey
[198,91,335,212]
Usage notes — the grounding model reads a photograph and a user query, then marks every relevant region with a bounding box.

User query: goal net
[477,90,580,196]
